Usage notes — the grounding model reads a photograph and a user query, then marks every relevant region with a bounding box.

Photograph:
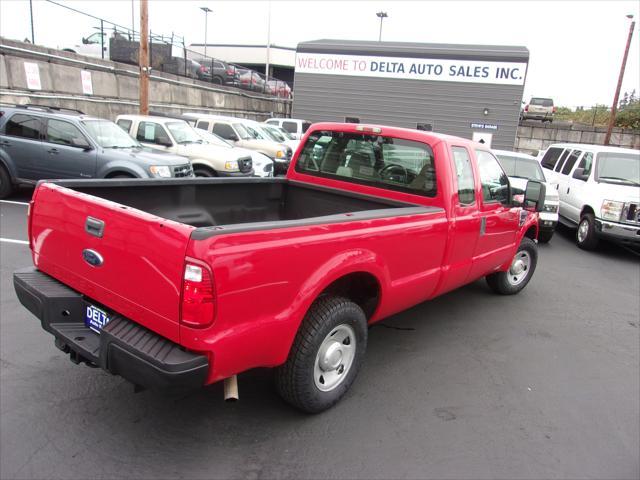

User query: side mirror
[81,37,88,45]
[228,133,239,142]
[524,180,546,212]
[572,168,588,181]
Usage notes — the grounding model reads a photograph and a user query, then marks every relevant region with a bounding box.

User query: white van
[264,118,312,140]
[538,143,640,249]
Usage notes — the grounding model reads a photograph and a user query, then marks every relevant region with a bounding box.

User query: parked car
[538,143,640,249]
[115,114,253,177]
[13,122,545,413]
[194,59,239,85]
[522,97,556,123]
[265,118,312,140]
[237,69,266,92]
[62,31,109,58]
[184,113,291,175]
[160,57,207,80]
[266,80,292,98]
[259,123,300,153]
[0,105,192,198]
[494,149,559,243]
[192,128,274,178]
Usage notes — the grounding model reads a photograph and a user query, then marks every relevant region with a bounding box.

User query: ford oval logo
[82,249,104,267]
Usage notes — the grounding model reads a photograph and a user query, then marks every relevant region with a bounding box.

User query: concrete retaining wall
[515,120,640,155]
[0,37,290,121]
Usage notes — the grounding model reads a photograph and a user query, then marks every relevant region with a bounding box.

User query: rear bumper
[13,267,209,391]
[595,218,640,244]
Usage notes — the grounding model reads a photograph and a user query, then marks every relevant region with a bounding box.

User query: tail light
[226,68,234,75]
[27,200,34,250]
[524,105,529,112]
[552,106,557,113]
[180,261,215,328]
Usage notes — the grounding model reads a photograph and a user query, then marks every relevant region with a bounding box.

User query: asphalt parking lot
[1,189,638,480]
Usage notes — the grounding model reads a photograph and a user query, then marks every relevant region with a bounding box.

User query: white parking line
[0,200,29,206]
[0,238,29,245]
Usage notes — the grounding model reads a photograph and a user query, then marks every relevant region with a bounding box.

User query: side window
[282,121,297,133]
[452,147,475,205]
[45,119,90,147]
[195,120,210,131]
[136,122,171,145]
[554,149,572,172]
[302,122,312,133]
[476,150,510,205]
[561,150,582,175]
[212,123,235,140]
[266,120,278,125]
[540,147,564,170]
[116,119,132,133]
[4,114,42,139]
[577,152,594,177]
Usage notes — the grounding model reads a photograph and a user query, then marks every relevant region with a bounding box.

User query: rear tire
[0,165,14,199]
[538,230,554,243]
[576,213,599,250]
[486,237,538,295]
[275,296,367,413]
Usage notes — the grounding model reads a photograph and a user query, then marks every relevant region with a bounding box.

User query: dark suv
[0,105,193,198]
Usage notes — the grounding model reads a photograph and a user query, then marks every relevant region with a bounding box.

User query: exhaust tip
[223,375,239,402]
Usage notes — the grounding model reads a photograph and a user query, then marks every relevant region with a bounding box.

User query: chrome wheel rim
[577,219,589,243]
[313,324,356,392]
[508,251,531,286]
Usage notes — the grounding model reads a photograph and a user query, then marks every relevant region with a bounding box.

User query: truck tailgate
[29,183,195,343]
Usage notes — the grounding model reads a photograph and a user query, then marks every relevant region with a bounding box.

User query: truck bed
[60,177,424,230]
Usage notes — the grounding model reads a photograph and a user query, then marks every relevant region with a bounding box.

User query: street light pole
[200,7,212,59]
[605,15,635,145]
[29,0,35,44]
[139,0,149,115]
[376,11,388,42]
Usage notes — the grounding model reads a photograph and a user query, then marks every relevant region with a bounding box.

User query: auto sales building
[292,39,529,150]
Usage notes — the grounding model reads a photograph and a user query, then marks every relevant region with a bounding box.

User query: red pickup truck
[14,123,545,413]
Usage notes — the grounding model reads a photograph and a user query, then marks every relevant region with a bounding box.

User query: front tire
[486,237,538,295]
[538,229,554,243]
[194,167,218,177]
[275,296,367,413]
[576,213,599,250]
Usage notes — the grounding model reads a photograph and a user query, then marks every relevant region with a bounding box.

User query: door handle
[0,141,11,147]
[480,217,486,236]
[566,187,570,194]
[85,217,105,238]
[47,148,59,155]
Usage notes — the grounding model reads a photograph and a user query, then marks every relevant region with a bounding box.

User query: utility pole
[139,0,149,115]
[29,0,35,44]
[605,15,635,145]
[200,7,212,59]
[266,1,271,84]
[131,0,135,37]
[376,11,388,42]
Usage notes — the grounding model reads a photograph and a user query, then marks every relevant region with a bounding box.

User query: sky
[1,0,639,108]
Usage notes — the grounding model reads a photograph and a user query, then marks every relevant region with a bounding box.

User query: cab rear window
[295,131,437,197]
[530,98,553,107]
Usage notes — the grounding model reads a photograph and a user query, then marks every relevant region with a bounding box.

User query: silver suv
[0,105,192,198]
[522,97,555,123]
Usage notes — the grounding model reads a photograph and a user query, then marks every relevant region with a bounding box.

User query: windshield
[275,127,295,140]
[263,126,287,142]
[242,124,268,140]
[82,120,139,148]
[194,129,232,148]
[166,122,203,144]
[232,123,253,140]
[496,155,546,182]
[596,152,640,186]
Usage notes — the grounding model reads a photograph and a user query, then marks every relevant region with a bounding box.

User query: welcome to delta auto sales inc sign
[296,52,527,86]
